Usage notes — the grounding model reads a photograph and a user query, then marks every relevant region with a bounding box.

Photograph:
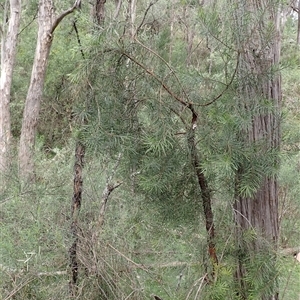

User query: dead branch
[4,278,35,300]
[280,247,300,255]
[97,153,123,228]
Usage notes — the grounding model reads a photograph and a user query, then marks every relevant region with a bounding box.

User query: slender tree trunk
[127,0,136,38]
[114,0,122,19]
[94,0,106,25]
[297,0,300,44]
[0,0,21,176]
[69,141,84,297]
[232,1,281,299]
[18,0,80,181]
[18,0,53,181]
[187,111,218,281]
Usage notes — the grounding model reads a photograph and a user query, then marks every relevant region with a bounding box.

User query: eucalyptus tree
[0,0,21,176]
[18,0,81,181]
[230,1,282,299]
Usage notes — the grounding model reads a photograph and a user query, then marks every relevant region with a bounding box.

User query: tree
[18,0,80,181]
[231,1,281,299]
[297,0,300,44]
[0,0,21,176]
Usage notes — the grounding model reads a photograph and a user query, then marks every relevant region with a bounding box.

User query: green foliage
[2,0,300,299]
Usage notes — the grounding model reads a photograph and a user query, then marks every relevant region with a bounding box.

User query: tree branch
[50,0,81,34]
[135,0,159,36]
[122,51,192,108]
[199,51,240,107]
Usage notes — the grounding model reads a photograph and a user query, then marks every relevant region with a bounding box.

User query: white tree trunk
[18,0,54,181]
[19,0,80,181]
[0,0,21,175]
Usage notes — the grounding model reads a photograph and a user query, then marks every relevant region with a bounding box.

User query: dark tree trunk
[187,111,218,281]
[232,1,281,299]
[69,141,85,296]
[297,0,300,44]
[94,0,106,25]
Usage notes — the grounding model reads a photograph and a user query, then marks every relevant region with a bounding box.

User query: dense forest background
[1,0,300,299]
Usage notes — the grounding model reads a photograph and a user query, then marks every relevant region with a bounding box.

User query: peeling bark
[0,0,21,175]
[18,0,80,182]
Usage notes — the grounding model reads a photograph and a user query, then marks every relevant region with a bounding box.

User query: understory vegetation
[1,1,300,299]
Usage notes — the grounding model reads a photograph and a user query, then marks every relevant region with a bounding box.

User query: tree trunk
[18,0,53,181]
[127,0,137,38]
[232,1,281,299]
[94,0,106,25]
[18,0,80,181]
[0,0,21,176]
[69,141,84,297]
[187,120,218,281]
[297,0,300,44]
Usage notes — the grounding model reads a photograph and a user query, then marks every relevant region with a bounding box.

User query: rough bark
[297,0,300,44]
[94,0,106,25]
[18,0,80,181]
[69,141,84,297]
[0,0,21,175]
[187,111,218,281]
[232,1,281,299]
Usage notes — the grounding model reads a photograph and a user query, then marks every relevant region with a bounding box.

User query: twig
[107,243,149,272]
[18,9,38,36]
[280,247,300,255]
[98,154,123,228]
[4,278,35,300]
[199,51,240,106]
[185,274,208,300]
[37,270,68,276]
[134,37,191,105]
[122,51,191,108]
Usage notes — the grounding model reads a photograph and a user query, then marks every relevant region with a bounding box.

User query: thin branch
[199,51,240,106]
[50,0,81,34]
[134,37,191,104]
[4,278,35,300]
[37,270,68,276]
[73,20,85,59]
[107,243,150,272]
[18,9,38,36]
[122,51,191,108]
[280,247,300,255]
[96,154,123,230]
[135,0,159,36]
[107,243,200,271]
